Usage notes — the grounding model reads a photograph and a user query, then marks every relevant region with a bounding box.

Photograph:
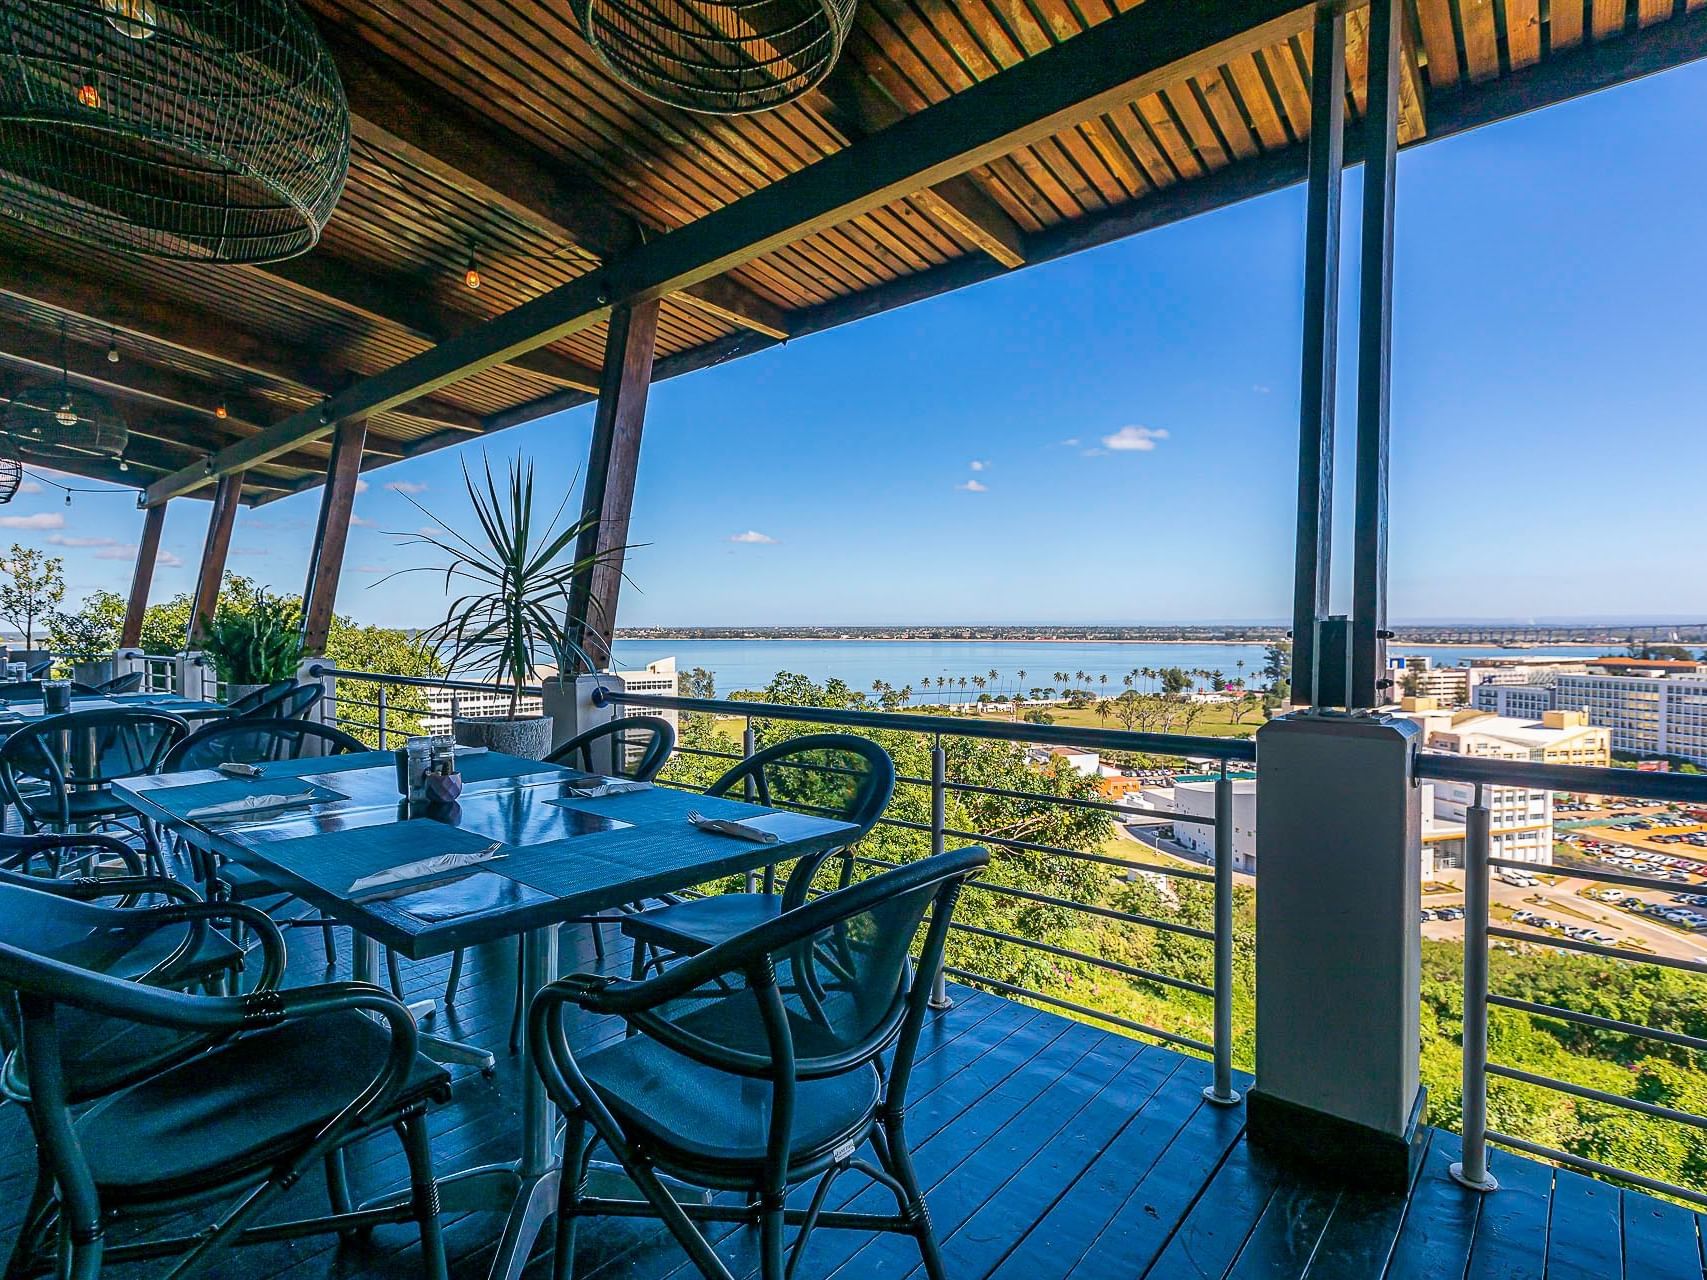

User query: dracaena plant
[200,591,303,685]
[390,457,616,720]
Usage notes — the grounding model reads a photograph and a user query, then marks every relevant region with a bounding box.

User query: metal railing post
[929,735,953,1010]
[743,718,763,894]
[1205,763,1241,1105]
[377,686,389,750]
[1451,783,1499,1190]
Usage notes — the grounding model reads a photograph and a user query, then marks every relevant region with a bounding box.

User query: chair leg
[386,949,405,1000]
[552,1112,588,1280]
[398,1111,449,1280]
[759,1194,787,1280]
[325,1149,354,1218]
[508,936,526,1055]
[321,919,339,969]
[4,1165,54,1280]
[879,1116,946,1280]
[444,948,465,1006]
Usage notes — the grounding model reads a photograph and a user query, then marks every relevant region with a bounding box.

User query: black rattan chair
[545,715,677,778]
[0,709,188,853]
[0,680,44,700]
[94,672,145,695]
[620,734,896,980]
[0,936,451,1280]
[220,679,294,718]
[530,845,988,1280]
[162,719,367,967]
[0,862,279,1107]
[231,681,323,722]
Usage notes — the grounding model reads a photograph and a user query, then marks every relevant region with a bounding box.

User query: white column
[1248,711,1426,1190]
[539,673,621,764]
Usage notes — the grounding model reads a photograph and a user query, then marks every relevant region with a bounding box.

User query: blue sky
[7,58,1706,628]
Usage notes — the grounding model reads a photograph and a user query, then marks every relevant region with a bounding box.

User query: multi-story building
[1472,671,1707,765]
[1388,655,1470,706]
[1397,701,1612,868]
[420,658,680,738]
[1139,779,1257,874]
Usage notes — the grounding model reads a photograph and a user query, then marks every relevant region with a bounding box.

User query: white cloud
[418,525,447,539]
[386,481,427,495]
[1101,426,1170,452]
[1058,438,1080,448]
[16,481,42,495]
[969,459,989,472]
[729,530,777,545]
[355,564,390,574]
[349,513,371,527]
[160,549,183,568]
[956,479,988,493]
[0,512,65,530]
[354,480,369,494]
[229,546,269,557]
[47,534,119,548]
[92,544,137,561]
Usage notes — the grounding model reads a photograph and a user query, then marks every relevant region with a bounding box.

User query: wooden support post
[122,503,168,648]
[1351,0,1402,709]
[566,299,661,671]
[300,419,368,657]
[187,474,242,646]
[1290,4,1345,709]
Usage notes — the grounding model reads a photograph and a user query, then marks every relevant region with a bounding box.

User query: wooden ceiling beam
[255,253,603,393]
[1,255,485,435]
[807,71,1027,269]
[325,26,792,342]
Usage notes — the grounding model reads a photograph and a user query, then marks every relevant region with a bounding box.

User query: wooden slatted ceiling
[0,0,1697,504]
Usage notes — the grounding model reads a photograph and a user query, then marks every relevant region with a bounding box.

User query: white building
[1139,779,1256,874]
[1028,744,1101,777]
[1473,669,1707,765]
[1388,655,1471,706]
[421,658,680,738]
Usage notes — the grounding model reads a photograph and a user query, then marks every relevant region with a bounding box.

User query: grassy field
[705,696,1264,742]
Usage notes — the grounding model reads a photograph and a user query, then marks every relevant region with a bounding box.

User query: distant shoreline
[613,634,1620,650]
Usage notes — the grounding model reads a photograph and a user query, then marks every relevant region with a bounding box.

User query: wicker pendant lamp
[0,0,350,262]
[0,454,20,504]
[0,325,130,462]
[573,0,857,115]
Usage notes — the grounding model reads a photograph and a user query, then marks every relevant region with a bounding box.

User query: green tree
[47,588,125,656]
[0,544,65,648]
[1262,641,1292,687]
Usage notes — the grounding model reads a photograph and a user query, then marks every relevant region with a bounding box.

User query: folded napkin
[187,790,324,822]
[688,813,780,845]
[454,745,489,757]
[349,846,506,898]
[564,779,652,799]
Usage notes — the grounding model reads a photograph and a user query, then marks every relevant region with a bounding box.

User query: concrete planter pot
[226,681,267,707]
[453,715,555,760]
[72,660,115,687]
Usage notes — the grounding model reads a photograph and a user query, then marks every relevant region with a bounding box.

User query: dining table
[117,747,858,1280]
[0,690,226,731]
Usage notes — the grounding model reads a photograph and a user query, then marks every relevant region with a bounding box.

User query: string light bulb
[215,403,228,419]
[118,454,129,472]
[106,332,120,364]
[463,249,481,291]
[77,82,101,109]
[53,396,79,428]
[100,0,158,39]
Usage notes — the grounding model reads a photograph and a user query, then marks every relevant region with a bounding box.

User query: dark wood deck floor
[3,924,1704,1280]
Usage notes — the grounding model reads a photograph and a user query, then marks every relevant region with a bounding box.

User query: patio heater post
[1289,1,1344,708]
[1350,0,1403,709]
[121,502,168,648]
[186,472,242,648]
[1248,711,1425,1190]
[300,418,368,658]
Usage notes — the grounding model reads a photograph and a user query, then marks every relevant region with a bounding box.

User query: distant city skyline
[5,59,1706,629]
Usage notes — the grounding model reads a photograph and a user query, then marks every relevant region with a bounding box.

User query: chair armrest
[1,872,200,905]
[116,900,287,992]
[0,832,144,877]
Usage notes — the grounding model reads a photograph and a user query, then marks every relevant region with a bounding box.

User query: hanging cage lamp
[0,323,131,463]
[0,453,20,504]
[0,0,350,262]
[572,0,857,115]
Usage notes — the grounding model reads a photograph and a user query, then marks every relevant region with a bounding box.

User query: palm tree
[1095,698,1113,727]
[1016,668,1027,687]
[1099,673,1109,689]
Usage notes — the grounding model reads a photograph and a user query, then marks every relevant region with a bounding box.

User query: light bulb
[54,399,78,428]
[100,0,158,39]
[463,250,481,290]
[215,404,228,419]
[118,456,130,472]
[107,342,119,365]
[77,83,101,109]
[64,492,71,506]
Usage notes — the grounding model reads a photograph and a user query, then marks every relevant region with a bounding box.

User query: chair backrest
[234,681,322,722]
[546,715,676,780]
[707,733,896,907]
[24,659,53,679]
[0,710,189,824]
[535,847,988,1177]
[96,672,144,695]
[221,678,297,718]
[164,717,366,772]
[0,680,43,700]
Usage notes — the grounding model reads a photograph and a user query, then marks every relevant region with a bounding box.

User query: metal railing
[1417,751,1707,1205]
[304,666,547,749]
[597,686,1249,1106]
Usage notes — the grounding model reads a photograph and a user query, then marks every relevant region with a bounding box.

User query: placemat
[250,819,510,899]
[153,775,349,817]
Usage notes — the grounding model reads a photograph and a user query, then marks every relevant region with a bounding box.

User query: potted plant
[395,457,612,760]
[200,591,304,704]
